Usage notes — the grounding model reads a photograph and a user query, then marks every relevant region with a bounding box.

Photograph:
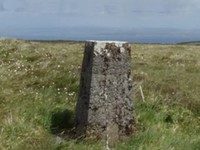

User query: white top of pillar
[86,40,128,55]
[87,40,127,44]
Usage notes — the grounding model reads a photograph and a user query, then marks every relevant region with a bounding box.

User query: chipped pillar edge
[74,41,95,137]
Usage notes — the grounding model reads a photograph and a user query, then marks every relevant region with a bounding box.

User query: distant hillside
[177,41,200,45]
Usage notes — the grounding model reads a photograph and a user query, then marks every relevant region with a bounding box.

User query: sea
[0,27,200,44]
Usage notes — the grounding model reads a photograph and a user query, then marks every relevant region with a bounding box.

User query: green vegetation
[0,39,199,150]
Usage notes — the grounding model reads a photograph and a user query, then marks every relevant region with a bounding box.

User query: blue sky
[0,0,200,42]
[0,0,200,29]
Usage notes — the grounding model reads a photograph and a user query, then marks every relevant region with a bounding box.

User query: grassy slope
[0,39,199,150]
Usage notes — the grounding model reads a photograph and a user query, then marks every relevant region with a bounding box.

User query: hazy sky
[0,0,200,29]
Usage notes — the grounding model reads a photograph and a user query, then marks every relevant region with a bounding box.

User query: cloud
[177,0,200,13]
[1,0,200,15]
[1,0,200,29]
[2,0,199,17]
[0,0,128,16]
[5,0,80,15]
[0,0,5,11]
[13,0,28,12]
[131,0,200,15]
[0,4,4,11]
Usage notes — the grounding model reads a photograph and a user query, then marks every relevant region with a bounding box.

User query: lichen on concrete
[75,41,136,146]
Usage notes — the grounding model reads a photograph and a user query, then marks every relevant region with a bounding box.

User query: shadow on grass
[50,109,75,138]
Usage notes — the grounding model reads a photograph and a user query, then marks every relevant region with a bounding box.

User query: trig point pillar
[75,41,135,145]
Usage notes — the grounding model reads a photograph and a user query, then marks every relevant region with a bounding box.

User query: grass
[0,39,200,150]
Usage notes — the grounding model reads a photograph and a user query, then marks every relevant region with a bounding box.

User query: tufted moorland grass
[0,39,199,150]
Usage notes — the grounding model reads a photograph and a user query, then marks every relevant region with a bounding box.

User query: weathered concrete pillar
[75,41,135,146]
